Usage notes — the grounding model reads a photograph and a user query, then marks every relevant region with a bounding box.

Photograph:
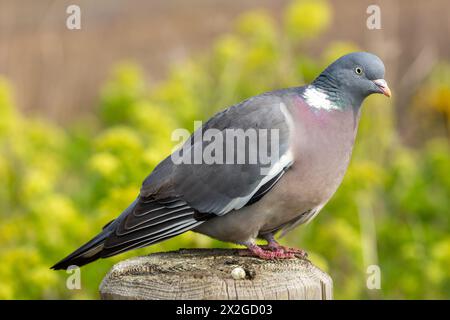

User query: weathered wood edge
[99,248,333,300]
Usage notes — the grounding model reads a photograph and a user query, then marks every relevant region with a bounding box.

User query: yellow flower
[88,152,119,178]
[236,10,276,42]
[21,169,54,201]
[284,0,331,40]
[95,126,143,155]
[0,77,19,136]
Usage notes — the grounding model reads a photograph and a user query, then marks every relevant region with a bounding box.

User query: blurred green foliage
[0,0,449,299]
[410,62,450,141]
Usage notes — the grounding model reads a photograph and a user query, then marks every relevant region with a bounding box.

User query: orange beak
[373,79,391,97]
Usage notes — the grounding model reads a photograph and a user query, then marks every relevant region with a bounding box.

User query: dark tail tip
[51,253,102,270]
[51,232,109,270]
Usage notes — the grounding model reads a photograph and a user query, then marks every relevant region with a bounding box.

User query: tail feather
[50,230,110,270]
[101,218,202,257]
[51,200,138,270]
[51,197,208,270]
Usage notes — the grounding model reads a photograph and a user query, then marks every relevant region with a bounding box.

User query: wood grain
[99,248,333,300]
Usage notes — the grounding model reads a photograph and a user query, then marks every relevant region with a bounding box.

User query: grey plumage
[52,52,390,269]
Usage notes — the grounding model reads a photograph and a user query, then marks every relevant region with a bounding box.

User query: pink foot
[262,243,308,258]
[240,244,295,260]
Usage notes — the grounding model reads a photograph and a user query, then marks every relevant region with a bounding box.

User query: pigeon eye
[355,67,363,75]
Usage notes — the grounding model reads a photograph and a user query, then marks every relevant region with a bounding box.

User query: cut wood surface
[99,248,333,300]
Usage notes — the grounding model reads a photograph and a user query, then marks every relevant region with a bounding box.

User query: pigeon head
[310,52,391,109]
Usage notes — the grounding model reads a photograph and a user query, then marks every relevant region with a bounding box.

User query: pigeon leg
[239,241,295,259]
[261,233,308,258]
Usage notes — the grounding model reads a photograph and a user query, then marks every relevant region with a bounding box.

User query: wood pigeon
[52,52,391,269]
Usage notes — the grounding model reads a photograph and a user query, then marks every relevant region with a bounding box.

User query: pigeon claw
[241,244,296,260]
[262,243,308,258]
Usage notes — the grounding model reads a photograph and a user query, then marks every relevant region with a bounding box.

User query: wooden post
[99,248,333,300]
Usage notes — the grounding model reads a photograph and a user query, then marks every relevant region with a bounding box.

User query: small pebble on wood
[99,248,333,300]
[231,267,246,280]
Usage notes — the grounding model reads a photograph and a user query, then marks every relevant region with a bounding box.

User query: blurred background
[0,0,448,299]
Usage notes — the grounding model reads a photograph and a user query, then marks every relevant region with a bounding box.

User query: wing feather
[102,91,297,257]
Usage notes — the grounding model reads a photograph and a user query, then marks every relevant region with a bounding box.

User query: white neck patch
[302,86,340,111]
